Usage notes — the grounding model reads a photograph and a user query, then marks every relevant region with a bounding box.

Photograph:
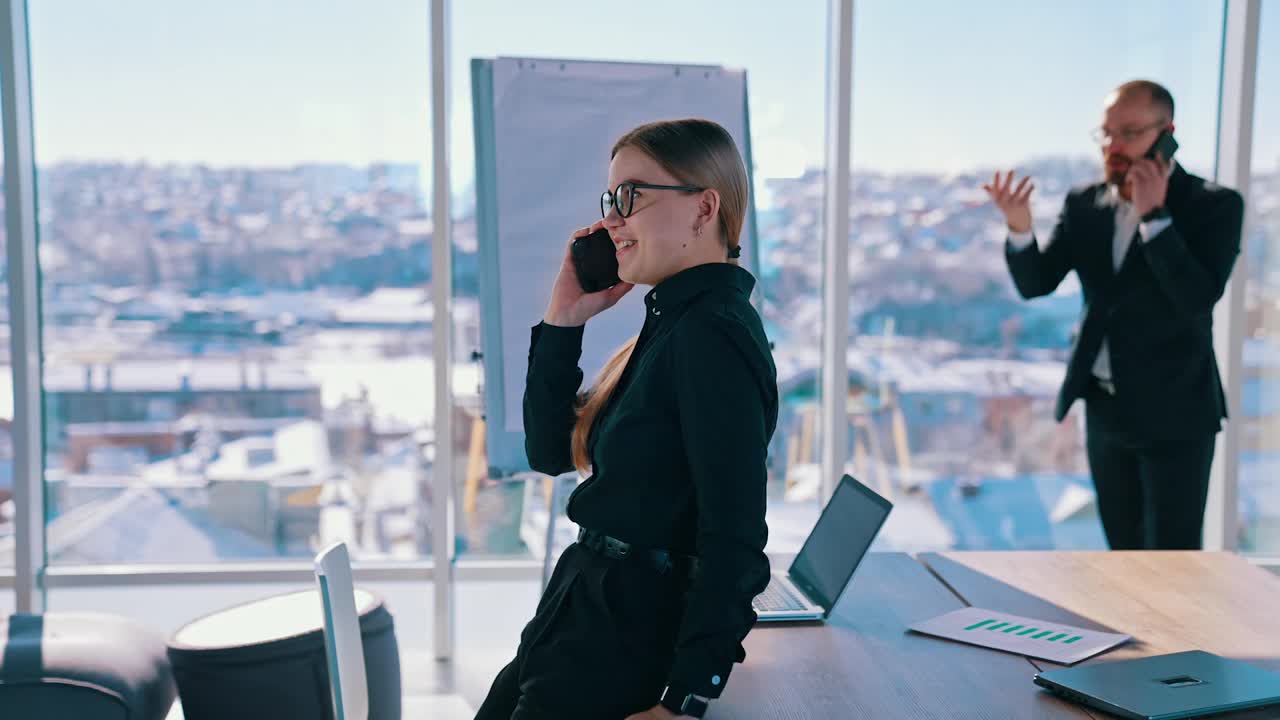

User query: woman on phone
[475,118,778,720]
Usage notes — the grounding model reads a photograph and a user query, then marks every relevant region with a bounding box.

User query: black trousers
[1084,383,1216,550]
[474,543,689,720]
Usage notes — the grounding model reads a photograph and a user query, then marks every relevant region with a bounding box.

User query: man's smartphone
[570,228,620,294]
[1145,129,1179,163]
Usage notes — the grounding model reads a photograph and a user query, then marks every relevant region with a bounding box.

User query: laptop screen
[787,475,892,613]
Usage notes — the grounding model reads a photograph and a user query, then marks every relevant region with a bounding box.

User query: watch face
[661,687,708,717]
[686,696,709,713]
[679,695,709,717]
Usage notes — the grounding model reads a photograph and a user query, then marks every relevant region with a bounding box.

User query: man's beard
[1104,155,1131,186]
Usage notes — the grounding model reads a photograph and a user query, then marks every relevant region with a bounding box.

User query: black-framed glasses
[1090,120,1167,145]
[600,181,704,219]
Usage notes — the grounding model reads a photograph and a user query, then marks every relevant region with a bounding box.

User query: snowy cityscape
[0,155,1277,564]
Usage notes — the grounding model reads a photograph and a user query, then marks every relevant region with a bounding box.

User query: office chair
[316,542,370,720]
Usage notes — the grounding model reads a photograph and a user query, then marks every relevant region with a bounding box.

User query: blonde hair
[570,118,749,474]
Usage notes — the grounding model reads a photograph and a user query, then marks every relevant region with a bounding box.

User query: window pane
[452,1,827,556]
[846,0,1224,550]
[30,1,435,564]
[1241,2,1280,555]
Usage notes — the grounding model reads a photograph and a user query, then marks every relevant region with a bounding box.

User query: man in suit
[984,80,1244,550]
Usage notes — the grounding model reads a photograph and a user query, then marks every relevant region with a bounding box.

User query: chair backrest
[315,542,369,720]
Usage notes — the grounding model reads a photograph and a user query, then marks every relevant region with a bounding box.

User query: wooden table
[712,553,1091,719]
[713,552,1280,719]
[919,552,1280,720]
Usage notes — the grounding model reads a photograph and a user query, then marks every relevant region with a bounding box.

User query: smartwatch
[659,684,709,718]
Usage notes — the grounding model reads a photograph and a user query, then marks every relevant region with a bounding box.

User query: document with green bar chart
[908,607,1130,665]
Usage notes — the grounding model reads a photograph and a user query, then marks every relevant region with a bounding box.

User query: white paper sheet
[909,606,1131,665]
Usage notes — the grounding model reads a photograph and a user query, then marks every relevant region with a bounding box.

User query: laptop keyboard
[752,577,809,613]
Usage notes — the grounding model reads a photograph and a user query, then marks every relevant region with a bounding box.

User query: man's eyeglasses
[1090,120,1167,145]
[600,181,704,219]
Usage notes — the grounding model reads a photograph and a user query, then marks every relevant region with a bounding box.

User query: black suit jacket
[1005,165,1244,445]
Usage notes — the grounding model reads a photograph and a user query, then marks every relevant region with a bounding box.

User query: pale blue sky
[23,0,1278,185]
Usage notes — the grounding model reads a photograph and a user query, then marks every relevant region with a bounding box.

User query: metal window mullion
[820,0,854,503]
[1,0,46,613]
[429,0,455,661]
[1207,0,1260,552]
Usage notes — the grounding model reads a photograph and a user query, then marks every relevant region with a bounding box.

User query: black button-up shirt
[523,261,778,699]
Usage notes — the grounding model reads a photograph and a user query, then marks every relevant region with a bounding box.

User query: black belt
[577,528,699,582]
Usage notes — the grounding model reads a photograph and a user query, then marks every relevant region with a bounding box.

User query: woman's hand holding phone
[543,222,635,328]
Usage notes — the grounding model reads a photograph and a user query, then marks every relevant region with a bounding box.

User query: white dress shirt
[1008,165,1176,383]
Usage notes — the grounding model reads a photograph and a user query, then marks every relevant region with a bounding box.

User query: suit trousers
[474,543,689,720]
[1084,381,1216,550]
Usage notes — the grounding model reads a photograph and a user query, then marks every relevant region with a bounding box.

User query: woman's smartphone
[570,228,620,294]
[1145,129,1179,163]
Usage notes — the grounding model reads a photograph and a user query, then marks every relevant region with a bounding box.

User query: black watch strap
[660,684,709,718]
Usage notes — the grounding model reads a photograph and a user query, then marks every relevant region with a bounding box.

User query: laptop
[752,474,892,622]
[1034,651,1280,720]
